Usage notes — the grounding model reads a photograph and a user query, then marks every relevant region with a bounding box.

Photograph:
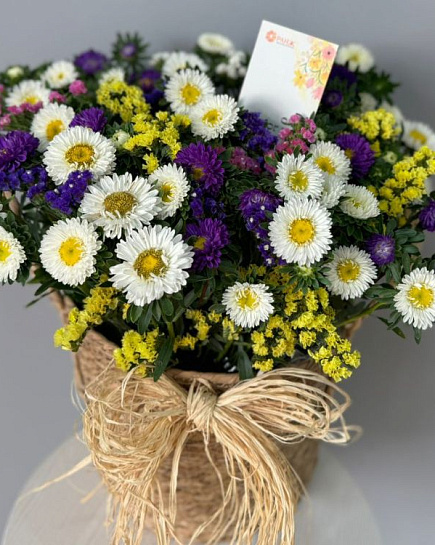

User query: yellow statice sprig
[347,108,400,141]
[54,287,119,351]
[174,309,222,352]
[114,329,160,376]
[96,80,150,122]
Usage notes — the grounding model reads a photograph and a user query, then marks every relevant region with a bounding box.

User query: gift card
[239,20,338,129]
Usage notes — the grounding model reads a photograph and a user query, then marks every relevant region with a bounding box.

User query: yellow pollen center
[0,241,12,262]
[202,108,222,127]
[24,95,39,105]
[58,237,83,267]
[316,156,336,174]
[133,249,167,279]
[192,167,204,180]
[349,53,360,62]
[409,129,427,144]
[288,170,309,192]
[160,183,174,203]
[337,260,361,282]
[180,83,201,105]
[237,289,259,310]
[65,144,95,167]
[57,72,64,80]
[407,285,434,310]
[289,218,315,245]
[194,236,207,250]
[46,119,64,141]
[345,148,354,159]
[103,191,137,216]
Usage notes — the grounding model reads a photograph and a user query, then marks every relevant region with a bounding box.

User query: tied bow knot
[186,379,218,435]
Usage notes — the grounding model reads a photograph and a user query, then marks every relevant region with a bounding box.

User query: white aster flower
[0,226,26,283]
[6,66,24,79]
[39,218,101,286]
[110,225,194,306]
[43,126,116,185]
[275,154,324,200]
[326,245,377,300]
[148,164,190,219]
[310,141,351,208]
[336,43,374,73]
[340,185,380,219]
[197,33,234,55]
[402,120,435,150]
[359,92,377,112]
[222,282,274,328]
[79,173,160,239]
[111,130,130,149]
[150,51,171,66]
[30,103,75,151]
[190,94,239,141]
[394,267,435,330]
[5,79,51,108]
[380,101,404,126]
[165,69,215,115]
[98,67,125,85]
[216,51,247,78]
[162,52,208,78]
[42,61,78,89]
[269,198,332,266]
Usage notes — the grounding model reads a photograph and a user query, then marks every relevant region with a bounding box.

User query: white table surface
[1,435,382,545]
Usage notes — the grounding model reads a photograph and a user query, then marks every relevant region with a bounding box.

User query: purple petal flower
[121,43,137,59]
[240,111,277,154]
[329,64,358,87]
[336,133,375,179]
[70,107,107,133]
[186,218,229,271]
[74,50,107,75]
[366,234,395,266]
[419,200,435,232]
[176,143,224,195]
[132,69,163,106]
[323,90,343,108]
[45,171,92,214]
[0,131,39,173]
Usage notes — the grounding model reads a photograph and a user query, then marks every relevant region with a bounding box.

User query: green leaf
[237,348,254,380]
[129,304,143,323]
[160,297,174,317]
[137,304,153,334]
[153,337,174,381]
[183,290,197,307]
[413,327,422,345]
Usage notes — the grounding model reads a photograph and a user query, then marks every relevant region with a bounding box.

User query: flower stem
[336,301,385,328]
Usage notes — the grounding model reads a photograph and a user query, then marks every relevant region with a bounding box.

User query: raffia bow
[83,366,356,545]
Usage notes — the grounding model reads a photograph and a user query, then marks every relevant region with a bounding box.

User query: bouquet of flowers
[1,30,435,545]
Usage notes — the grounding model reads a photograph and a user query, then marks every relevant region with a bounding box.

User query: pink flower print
[306,78,315,88]
[322,45,335,60]
[312,86,325,100]
[266,30,277,43]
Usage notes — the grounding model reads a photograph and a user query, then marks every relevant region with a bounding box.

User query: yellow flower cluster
[114,329,160,375]
[54,287,118,351]
[96,80,150,122]
[347,108,400,141]
[174,310,214,352]
[123,111,191,172]
[250,272,360,381]
[374,146,435,217]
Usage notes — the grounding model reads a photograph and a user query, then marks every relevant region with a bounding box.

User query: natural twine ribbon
[82,365,358,545]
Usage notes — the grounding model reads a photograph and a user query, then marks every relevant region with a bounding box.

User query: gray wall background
[1,0,435,543]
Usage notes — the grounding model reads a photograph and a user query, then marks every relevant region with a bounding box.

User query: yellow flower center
[160,183,174,203]
[316,156,336,174]
[180,83,201,106]
[104,191,137,216]
[337,260,361,282]
[288,218,316,245]
[349,54,360,63]
[194,236,207,250]
[237,289,259,310]
[65,144,95,167]
[0,241,12,262]
[46,119,64,141]
[134,249,167,279]
[288,170,309,192]
[58,237,83,267]
[344,148,354,160]
[192,167,204,180]
[407,285,434,310]
[57,72,65,80]
[24,95,39,105]
[202,108,222,127]
[409,129,427,145]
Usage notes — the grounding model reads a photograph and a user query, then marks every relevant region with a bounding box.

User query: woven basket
[51,290,359,543]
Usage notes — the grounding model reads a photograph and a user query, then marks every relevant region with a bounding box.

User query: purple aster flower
[419,200,435,232]
[132,69,163,106]
[74,50,107,75]
[366,234,395,266]
[186,218,229,271]
[323,90,343,108]
[336,133,375,179]
[0,131,39,173]
[70,107,107,133]
[240,111,277,154]
[190,187,226,220]
[176,143,224,195]
[45,171,92,214]
[121,43,137,59]
[329,64,358,87]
